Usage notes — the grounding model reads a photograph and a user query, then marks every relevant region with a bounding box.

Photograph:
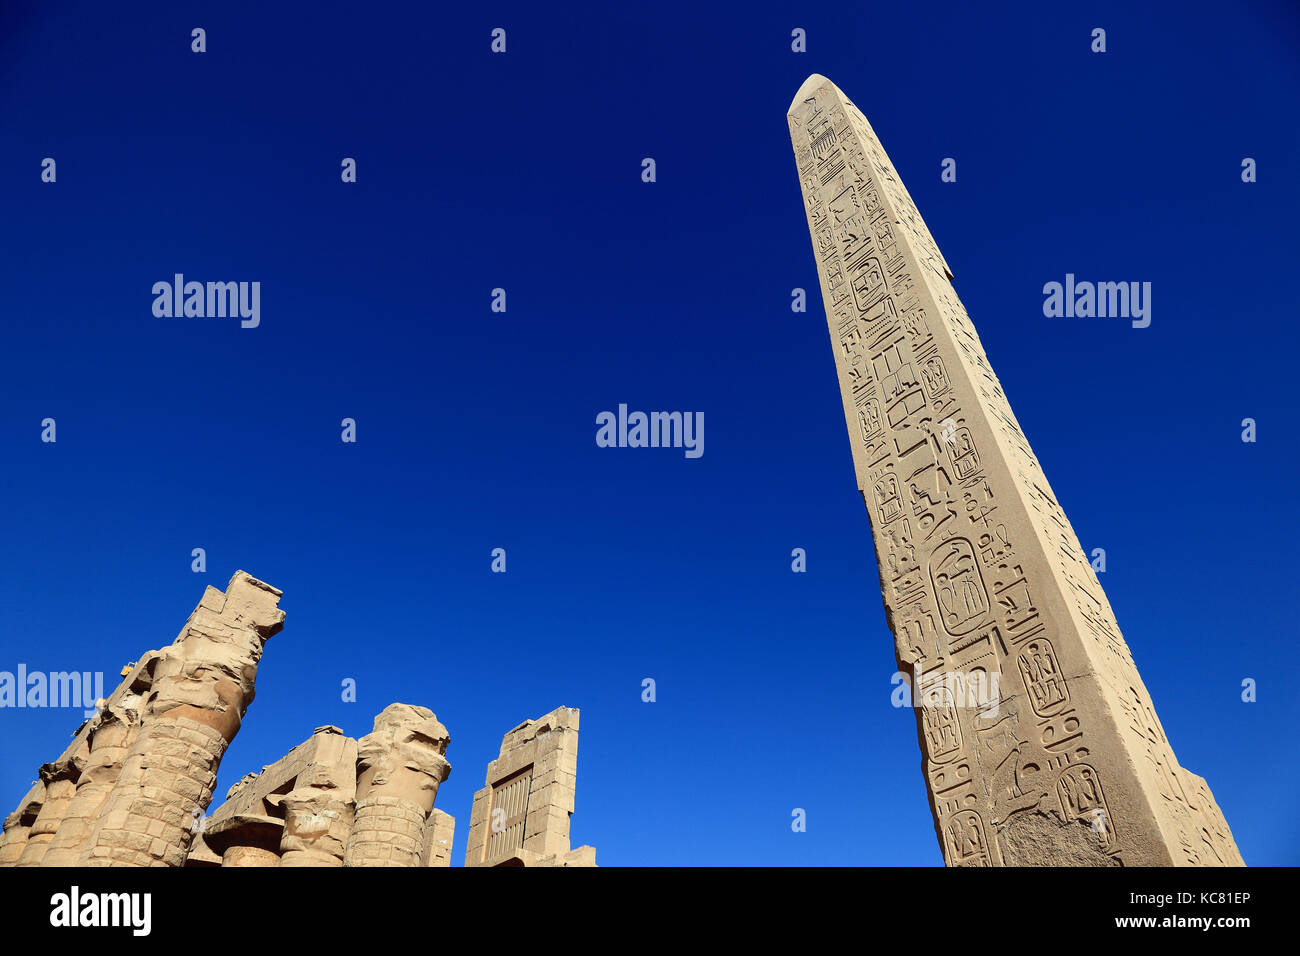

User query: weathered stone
[40,690,146,866]
[787,74,1243,866]
[0,783,46,866]
[204,813,285,867]
[344,704,451,868]
[181,834,222,867]
[277,729,358,868]
[464,706,595,867]
[420,808,455,867]
[14,757,82,867]
[2,577,599,869]
[78,571,284,867]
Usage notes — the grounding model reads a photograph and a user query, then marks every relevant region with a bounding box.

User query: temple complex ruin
[788,74,1242,866]
[464,706,595,867]
[0,571,595,868]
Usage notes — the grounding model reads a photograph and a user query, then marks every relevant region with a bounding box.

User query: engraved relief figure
[946,426,981,480]
[814,221,835,257]
[857,399,882,445]
[884,521,915,576]
[919,681,963,763]
[896,606,938,664]
[825,260,846,297]
[1057,764,1113,848]
[929,538,990,636]
[873,474,902,525]
[943,810,990,866]
[1017,638,1069,717]
[921,355,950,398]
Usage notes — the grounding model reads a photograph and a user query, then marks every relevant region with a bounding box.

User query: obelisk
[788,75,1242,866]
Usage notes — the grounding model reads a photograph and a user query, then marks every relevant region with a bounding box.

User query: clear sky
[1,0,1297,866]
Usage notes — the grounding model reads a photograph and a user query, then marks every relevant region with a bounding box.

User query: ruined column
[0,783,45,866]
[40,698,143,866]
[204,814,284,867]
[278,728,358,867]
[343,704,450,867]
[0,813,29,866]
[78,571,284,867]
[788,74,1242,866]
[15,747,87,867]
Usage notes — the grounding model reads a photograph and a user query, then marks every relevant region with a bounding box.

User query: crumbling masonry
[0,571,596,868]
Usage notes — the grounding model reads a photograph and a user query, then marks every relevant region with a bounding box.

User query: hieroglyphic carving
[789,74,1241,866]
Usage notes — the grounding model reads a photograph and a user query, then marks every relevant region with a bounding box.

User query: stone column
[279,729,358,867]
[15,748,87,867]
[79,571,284,867]
[204,814,284,867]
[0,783,45,866]
[40,695,144,867]
[344,704,450,867]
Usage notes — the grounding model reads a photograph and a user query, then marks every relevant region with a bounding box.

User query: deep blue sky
[1,1,1297,866]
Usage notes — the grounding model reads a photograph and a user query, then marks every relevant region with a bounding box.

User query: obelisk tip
[789,74,833,115]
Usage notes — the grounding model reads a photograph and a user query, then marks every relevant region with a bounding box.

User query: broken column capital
[204,813,285,867]
[279,762,356,868]
[79,572,283,867]
[355,703,451,806]
[39,692,147,868]
[17,748,87,867]
[146,570,284,743]
[345,704,451,867]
